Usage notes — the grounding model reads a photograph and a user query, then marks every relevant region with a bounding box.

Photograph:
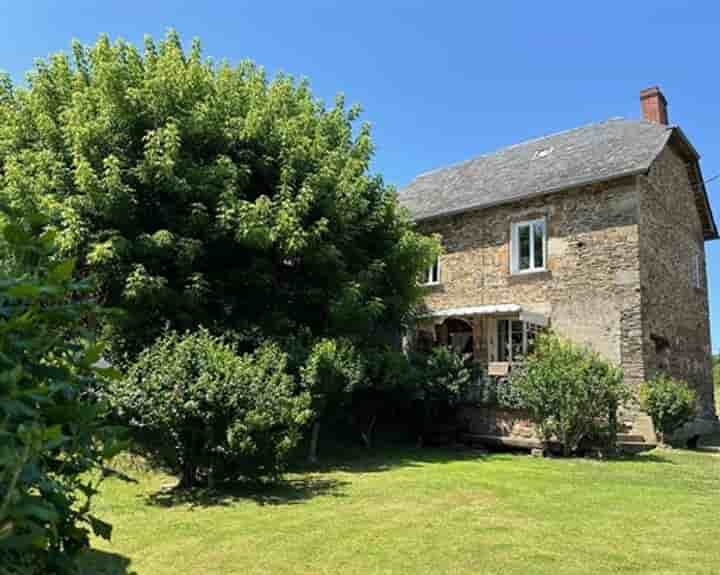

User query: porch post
[437,322,449,346]
[472,317,483,361]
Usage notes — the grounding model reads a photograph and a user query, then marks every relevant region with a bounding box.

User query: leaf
[80,343,104,367]
[48,259,76,283]
[19,502,59,523]
[1,222,31,246]
[0,365,23,387]
[0,521,13,542]
[6,283,42,299]
[94,366,123,380]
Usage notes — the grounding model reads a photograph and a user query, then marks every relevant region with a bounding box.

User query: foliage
[0,214,125,575]
[299,338,364,458]
[510,333,629,455]
[474,375,525,410]
[300,338,364,417]
[362,347,420,395]
[106,329,312,486]
[415,347,472,404]
[0,31,440,360]
[640,374,697,441]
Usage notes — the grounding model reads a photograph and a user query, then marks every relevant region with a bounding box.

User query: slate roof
[398,118,674,221]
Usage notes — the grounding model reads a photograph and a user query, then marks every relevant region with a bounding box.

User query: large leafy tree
[0,31,438,359]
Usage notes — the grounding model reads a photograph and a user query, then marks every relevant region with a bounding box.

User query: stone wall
[457,404,536,439]
[416,177,646,387]
[638,145,716,418]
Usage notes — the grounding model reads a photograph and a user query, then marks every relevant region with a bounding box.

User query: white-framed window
[511,218,547,274]
[420,257,441,286]
[691,252,702,289]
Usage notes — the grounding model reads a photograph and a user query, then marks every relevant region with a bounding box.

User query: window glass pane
[526,323,541,355]
[497,320,509,361]
[420,258,439,284]
[533,220,545,268]
[511,320,524,360]
[518,224,530,270]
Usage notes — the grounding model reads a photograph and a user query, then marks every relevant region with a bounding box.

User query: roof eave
[668,127,718,241]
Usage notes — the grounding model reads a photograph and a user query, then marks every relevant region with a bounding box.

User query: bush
[511,333,629,456]
[410,347,473,439]
[473,375,525,409]
[0,218,125,574]
[107,330,312,486]
[416,347,473,404]
[640,374,696,441]
[300,338,364,459]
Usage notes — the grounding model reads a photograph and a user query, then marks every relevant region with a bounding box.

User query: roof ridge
[405,117,662,187]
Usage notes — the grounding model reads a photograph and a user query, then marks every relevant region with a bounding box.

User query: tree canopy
[0,31,439,359]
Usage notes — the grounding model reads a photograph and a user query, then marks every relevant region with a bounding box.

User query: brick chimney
[640,86,669,124]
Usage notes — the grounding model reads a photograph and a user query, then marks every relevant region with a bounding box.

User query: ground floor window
[496,319,542,362]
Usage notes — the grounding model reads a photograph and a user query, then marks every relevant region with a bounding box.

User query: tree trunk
[421,397,432,446]
[308,420,321,463]
[361,415,377,449]
[181,460,195,488]
[561,432,571,457]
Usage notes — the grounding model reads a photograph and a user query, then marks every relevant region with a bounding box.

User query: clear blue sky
[2,1,719,349]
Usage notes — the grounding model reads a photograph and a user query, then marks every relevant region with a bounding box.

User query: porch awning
[420,304,549,326]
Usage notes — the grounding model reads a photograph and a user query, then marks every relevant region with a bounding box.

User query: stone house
[398,87,717,444]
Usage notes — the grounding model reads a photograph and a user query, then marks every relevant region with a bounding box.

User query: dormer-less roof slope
[398,118,717,239]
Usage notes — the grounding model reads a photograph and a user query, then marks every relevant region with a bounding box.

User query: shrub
[417,347,473,404]
[511,333,629,456]
[107,330,312,486]
[474,375,525,409]
[0,218,125,574]
[300,338,364,459]
[410,347,473,438]
[640,374,696,442]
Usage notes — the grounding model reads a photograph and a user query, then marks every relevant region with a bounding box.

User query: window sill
[508,269,552,283]
[420,281,443,289]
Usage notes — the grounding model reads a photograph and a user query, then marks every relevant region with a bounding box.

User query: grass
[81,445,720,575]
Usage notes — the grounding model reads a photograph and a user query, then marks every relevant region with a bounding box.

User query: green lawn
[82,446,720,575]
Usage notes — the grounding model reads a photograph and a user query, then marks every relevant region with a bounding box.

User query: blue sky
[2,1,719,349]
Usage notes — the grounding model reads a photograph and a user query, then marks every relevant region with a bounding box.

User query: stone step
[618,441,656,454]
[617,433,646,443]
[630,414,657,443]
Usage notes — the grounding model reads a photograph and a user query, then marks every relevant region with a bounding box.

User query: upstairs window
[511,218,546,274]
[421,257,441,285]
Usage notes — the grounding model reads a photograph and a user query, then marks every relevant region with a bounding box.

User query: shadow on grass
[140,444,489,508]
[145,476,349,509]
[79,549,135,575]
[616,451,676,464]
[290,441,678,472]
[291,443,490,475]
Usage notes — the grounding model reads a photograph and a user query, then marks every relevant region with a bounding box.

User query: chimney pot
[640,86,669,125]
